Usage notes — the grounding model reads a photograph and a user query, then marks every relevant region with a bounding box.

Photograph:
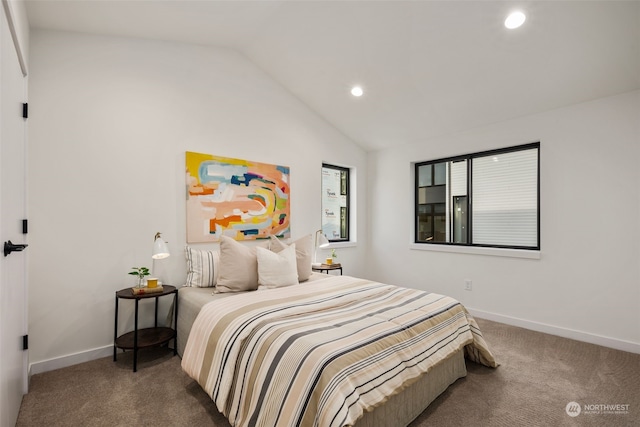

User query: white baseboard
[29,345,113,376]
[28,309,640,376]
[467,308,640,354]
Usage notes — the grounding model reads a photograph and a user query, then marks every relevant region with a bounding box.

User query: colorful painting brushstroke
[186,151,291,243]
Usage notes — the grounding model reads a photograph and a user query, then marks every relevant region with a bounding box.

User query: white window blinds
[471,148,538,247]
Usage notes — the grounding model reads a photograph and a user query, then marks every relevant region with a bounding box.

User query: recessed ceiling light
[351,86,364,97]
[504,11,526,29]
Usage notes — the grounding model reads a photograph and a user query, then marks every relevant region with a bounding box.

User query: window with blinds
[415,142,539,250]
[322,164,350,242]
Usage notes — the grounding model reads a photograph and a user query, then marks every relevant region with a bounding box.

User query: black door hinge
[22,103,28,119]
[23,335,28,350]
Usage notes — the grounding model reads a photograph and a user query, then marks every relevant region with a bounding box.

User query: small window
[322,164,350,242]
[415,142,539,250]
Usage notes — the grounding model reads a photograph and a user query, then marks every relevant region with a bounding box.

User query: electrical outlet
[464,280,472,291]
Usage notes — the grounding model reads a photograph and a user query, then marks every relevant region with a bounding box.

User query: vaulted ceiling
[25,1,640,151]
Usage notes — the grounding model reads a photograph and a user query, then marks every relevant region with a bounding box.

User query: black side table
[114,285,178,372]
[312,264,343,275]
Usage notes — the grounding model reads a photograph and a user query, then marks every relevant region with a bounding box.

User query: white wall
[26,28,639,372]
[28,30,367,371]
[367,90,640,352]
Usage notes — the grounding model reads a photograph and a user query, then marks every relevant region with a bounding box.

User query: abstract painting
[186,151,290,243]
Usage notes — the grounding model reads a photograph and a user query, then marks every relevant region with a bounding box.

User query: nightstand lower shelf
[115,327,175,350]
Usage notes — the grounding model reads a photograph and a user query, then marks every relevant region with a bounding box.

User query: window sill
[326,241,357,249]
[409,243,540,259]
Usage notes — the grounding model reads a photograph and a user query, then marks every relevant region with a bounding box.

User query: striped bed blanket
[182,275,497,427]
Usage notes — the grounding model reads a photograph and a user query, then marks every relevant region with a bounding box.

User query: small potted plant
[128,266,150,288]
[326,249,337,265]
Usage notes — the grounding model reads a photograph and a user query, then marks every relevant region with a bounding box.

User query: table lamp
[152,232,170,259]
[313,229,330,266]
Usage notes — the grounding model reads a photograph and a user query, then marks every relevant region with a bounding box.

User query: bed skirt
[356,349,466,426]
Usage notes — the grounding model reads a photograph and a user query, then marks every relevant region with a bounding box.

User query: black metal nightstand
[312,264,343,275]
[114,285,178,372]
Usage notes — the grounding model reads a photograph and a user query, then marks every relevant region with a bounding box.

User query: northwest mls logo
[566,401,630,417]
[566,402,581,417]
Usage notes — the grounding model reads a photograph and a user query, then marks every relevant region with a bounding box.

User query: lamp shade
[152,232,170,259]
[317,232,330,248]
[313,229,330,266]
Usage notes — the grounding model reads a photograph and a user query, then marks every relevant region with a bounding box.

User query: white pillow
[216,236,259,293]
[256,244,298,289]
[269,234,313,281]
[185,246,219,287]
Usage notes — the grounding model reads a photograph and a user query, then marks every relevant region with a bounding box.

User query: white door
[0,3,28,426]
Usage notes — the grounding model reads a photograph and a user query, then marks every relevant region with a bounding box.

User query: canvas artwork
[186,151,291,243]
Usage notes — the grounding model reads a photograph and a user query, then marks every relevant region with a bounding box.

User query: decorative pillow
[216,236,259,293]
[269,234,313,281]
[185,246,219,287]
[257,244,298,289]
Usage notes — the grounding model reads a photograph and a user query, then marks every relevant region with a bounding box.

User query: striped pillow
[185,246,219,287]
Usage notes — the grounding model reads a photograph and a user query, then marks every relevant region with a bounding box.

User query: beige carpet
[16,318,640,426]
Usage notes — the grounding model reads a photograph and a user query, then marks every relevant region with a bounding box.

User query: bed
[178,273,497,427]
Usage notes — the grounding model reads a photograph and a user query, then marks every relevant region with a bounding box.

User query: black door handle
[4,241,28,257]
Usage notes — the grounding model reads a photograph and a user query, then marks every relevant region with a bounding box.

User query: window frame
[322,163,350,243]
[414,142,540,251]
